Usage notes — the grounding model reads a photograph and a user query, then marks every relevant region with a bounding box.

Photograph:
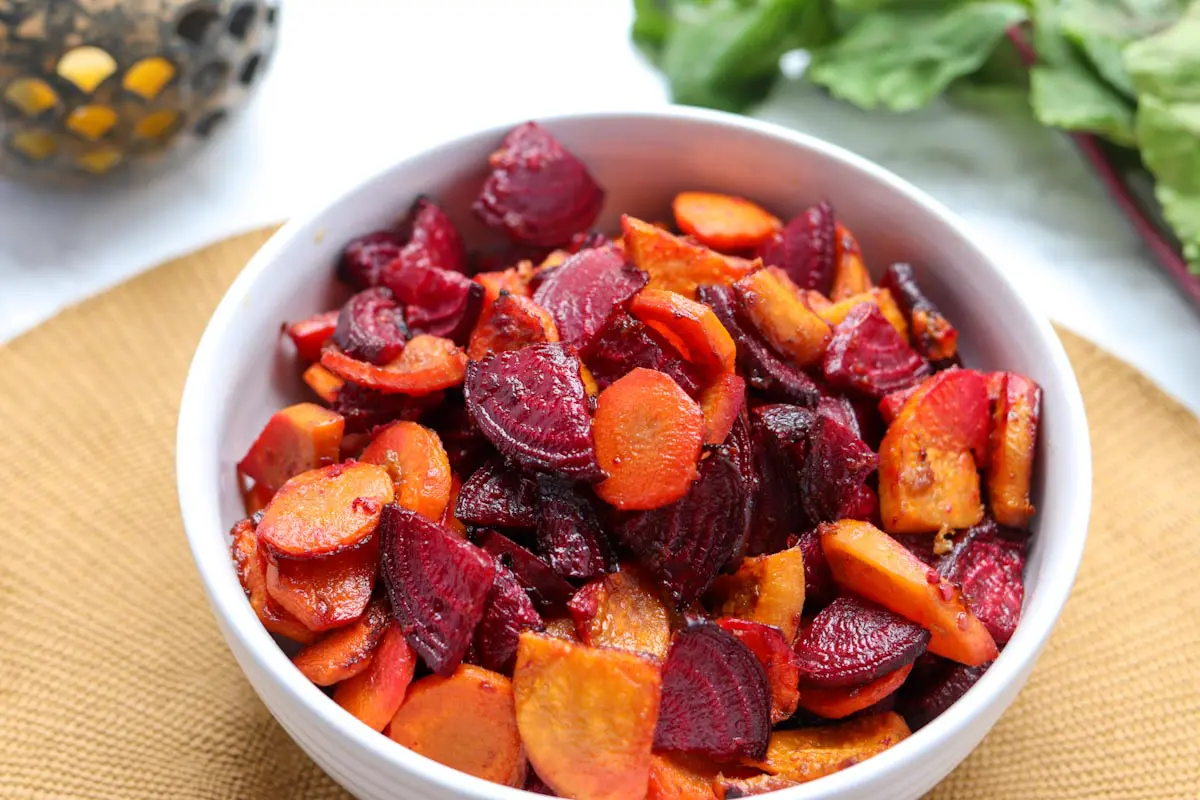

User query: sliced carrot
[817,288,908,339]
[987,373,1041,528]
[734,268,832,368]
[622,214,757,299]
[467,292,559,360]
[629,288,737,375]
[699,373,746,446]
[265,534,379,631]
[360,421,452,521]
[388,664,526,788]
[672,191,782,252]
[514,632,662,800]
[333,621,417,732]
[256,462,393,559]
[237,403,344,496]
[580,363,600,398]
[820,519,998,666]
[878,383,922,425]
[707,547,806,643]
[647,753,722,800]
[440,474,468,538]
[830,223,872,300]
[290,597,389,685]
[321,335,467,396]
[750,713,911,784]
[302,363,344,404]
[286,310,339,362]
[594,368,705,511]
[474,262,535,308]
[229,518,316,644]
[567,565,672,660]
[797,663,914,719]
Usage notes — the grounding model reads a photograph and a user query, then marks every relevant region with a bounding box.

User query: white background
[2,0,1198,412]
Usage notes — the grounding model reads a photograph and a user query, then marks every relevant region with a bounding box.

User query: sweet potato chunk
[673,191,782,252]
[388,664,525,787]
[797,663,914,719]
[468,292,559,360]
[257,462,393,559]
[265,535,379,631]
[567,566,672,659]
[647,753,722,800]
[820,520,998,666]
[514,632,662,800]
[987,373,1041,528]
[594,368,705,511]
[734,268,831,368]
[302,363,344,404]
[229,518,316,644]
[706,548,806,643]
[333,621,417,731]
[699,373,746,446]
[830,224,872,301]
[750,713,911,784]
[240,480,274,517]
[817,288,908,340]
[629,288,737,376]
[360,421,452,521]
[623,214,756,299]
[321,335,467,396]
[290,597,389,685]
[237,403,344,496]
[286,310,340,362]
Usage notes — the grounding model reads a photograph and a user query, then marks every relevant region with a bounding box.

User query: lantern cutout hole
[239,53,260,86]
[177,6,220,45]
[9,131,56,162]
[66,105,118,141]
[134,110,181,141]
[195,109,226,137]
[57,47,118,94]
[76,146,122,174]
[5,78,59,117]
[228,4,256,40]
[124,57,176,101]
[193,61,229,96]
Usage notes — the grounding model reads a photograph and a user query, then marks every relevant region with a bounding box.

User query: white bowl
[176,107,1091,800]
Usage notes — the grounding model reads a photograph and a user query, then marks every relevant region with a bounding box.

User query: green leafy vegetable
[632,0,674,61]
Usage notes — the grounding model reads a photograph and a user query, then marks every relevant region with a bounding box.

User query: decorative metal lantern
[0,0,280,186]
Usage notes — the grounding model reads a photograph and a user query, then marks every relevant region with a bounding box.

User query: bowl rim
[176,105,1092,799]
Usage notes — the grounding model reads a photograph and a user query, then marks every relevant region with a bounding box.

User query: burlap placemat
[1,228,1197,799]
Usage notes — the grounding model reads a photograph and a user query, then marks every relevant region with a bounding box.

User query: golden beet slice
[987,372,1041,528]
[707,547,806,643]
[647,753,722,800]
[333,621,417,732]
[360,421,452,521]
[817,288,908,339]
[388,664,525,788]
[820,519,998,666]
[750,713,911,785]
[229,518,317,644]
[594,368,705,511]
[302,363,344,404]
[514,632,662,800]
[257,462,393,559]
[734,268,832,368]
[290,597,389,685]
[629,288,737,376]
[623,214,756,299]
[265,534,379,631]
[796,663,914,719]
[567,565,672,659]
[830,223,872,300]
[321,335,467,396]
[698,373,746,446]
[237,402,344,495]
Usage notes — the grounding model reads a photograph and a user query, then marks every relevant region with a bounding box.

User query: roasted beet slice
[473,121,605,247]
[474,561,544,672]
[716,618,801,723]
[338,230,406,289]
[936,520,1027,646]
[824,304,931,398]
[455,459,539,529]
[800,412,879,523]
[654,622,771,759]
[402,196,468,274]
[897,655,989,730]
[464,343,601,480]
[423,397,491,475]
[795,529,836,611]
[382,259,483,344]
[568,230,613,252]
[879,263,959,362]
[331,287,409,365]
[581,310,703,396]
[754,201,837,295]
[817,393,860,437]
[473,528,576,611]
[532,246,648,349]
[534,473,612,580]
[794,595,930,688]
[698,284,820,406]
[616,446,751,608]
[379,504,496,675]
[331,383,437,435]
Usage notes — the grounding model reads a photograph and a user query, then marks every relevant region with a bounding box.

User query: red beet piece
[474,560,544,673]
[799,412,879,523]
[423,398,491,475]
[455,458,539,529]
[581,310,703,395]
[879,262,959,362]
[795,529,835,611]
[473,121,605,247]
[338,230,406,289]
[744,407,808,557]
[936,520,1027,646]
[381,258,483,344]
[698,284,820,406]
[654,622,771,760]
[534,473,612,580]
[473,528,576,611]
[464,343,602,480]
[524,773,557,795]
[794,595,930,688]
[331,287,409,365]
[532,246,648,349]
[379,504,496,676]
[568,230,612,252]
[617,446,752,608]
[402,195,467,274]
[468,243,556,276]
[897,655,989,730]
[817,394,860,437]
[824,304,931,398]
[332,383,437,435]
[716,618,801,722]
[753,201,837,295]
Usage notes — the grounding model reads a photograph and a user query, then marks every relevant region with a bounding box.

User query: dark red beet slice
[464,343,602,480]
[824,304,931,398]
[455,458,539,529]
[616,446,751,608]
[794,595,930,688]
[936,520,1027,646]
[716,618,801,722]
[720,412,758,570]
[897,655,989,730]
[423,398,491,475]
[532,246,648,349]
[879,262,959,362]
[524,773,557,795]
[698,284,820,406]
[473,121,605,248]
[473,560,544,673]
[581,310,703,396]
[799,412,879,523]
[654,622,771,760]
[744,408,808,558]
[331,287,409,365]
[534,473,612,580]
[899,534,939,566]
[568,230,612,252]
[402,196,468,274]
[332,383,439,435]
[381,259,483,344]
[817,394,859,437]
[472,528,576,611]
[753,201,837,295]
[338,230,406,289]
[795,529,835,611]
[379,504,496,676]
[468,243,556,276]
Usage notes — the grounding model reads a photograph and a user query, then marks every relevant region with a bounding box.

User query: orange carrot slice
[673,191,782,252]
[568,565,672,660]
[265,534,379,631]
[734,268,832,368]
[467,292,559,360]
[629,288,737,376]
[333,621,417,732]
[360,421,452,521]
[237,403,344,495]
[321,335,467,396]
[474,262,535,308]
[302,363,344,404]
[797,663,914,719]
[817,288,908,339]
[594,368,705,511]
[830,223,872,300]
[286,310,339,362]
[229,518,316,644]
[987,373,1041,528]
[699,373,747,446]
[647,753,723,800]
[707,547,806,643]
[622,214,757,299]
[290,597,389,685]
[750,713,911,784]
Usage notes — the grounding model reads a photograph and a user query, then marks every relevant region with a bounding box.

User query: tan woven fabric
[0,228,1197,799]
